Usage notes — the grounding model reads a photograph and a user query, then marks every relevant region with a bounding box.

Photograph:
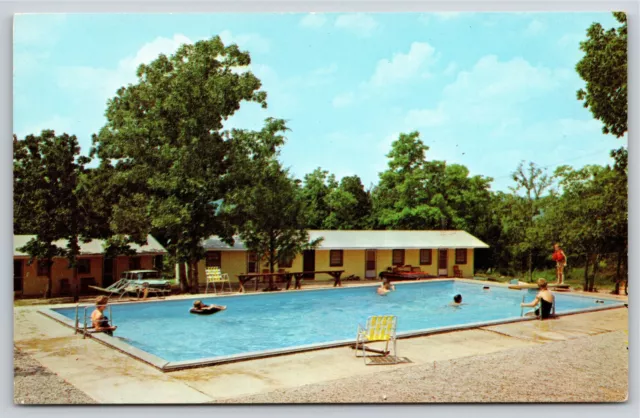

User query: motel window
[392,249,405,266]
[129,256,141,270]
[279,254,293,269]
[455,249,468,265]
[330,250,344,267]
[205,251,221,268]
[37,260,51,276]
[77,259,91,274]
[153,255,164,270]
[247,252,258,273]
[420,249,432,265]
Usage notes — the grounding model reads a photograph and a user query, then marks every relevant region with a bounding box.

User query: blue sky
[13,12,627,191]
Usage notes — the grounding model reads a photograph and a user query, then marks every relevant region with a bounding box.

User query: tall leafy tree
[576,12,627,137]
[300,168,338,229]
[92,36,271,293]
[224,129,321,288]
[373,131,492,233]
[13,130,93,301]
[323,175,373,230]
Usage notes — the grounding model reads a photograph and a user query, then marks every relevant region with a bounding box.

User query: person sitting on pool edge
[521,278,555,319]
[190,300,227,315]
[377,278,395,296]
[91,296,117,336]
[450,294,463,306]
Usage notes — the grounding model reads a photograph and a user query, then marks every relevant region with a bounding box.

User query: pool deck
[13,279,629,404]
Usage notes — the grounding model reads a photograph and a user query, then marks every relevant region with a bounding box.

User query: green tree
[14,130,95,301]
[226,158,321,289]
[373,131,493,233]
[92,36,271,293]
[576,12,627,137]
[300,168,338,229]
[323,175,373,230]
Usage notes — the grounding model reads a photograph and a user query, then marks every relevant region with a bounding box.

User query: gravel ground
[14,347,96,405]
[216,331,629,404]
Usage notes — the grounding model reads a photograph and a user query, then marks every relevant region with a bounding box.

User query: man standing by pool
[552,243,567,284]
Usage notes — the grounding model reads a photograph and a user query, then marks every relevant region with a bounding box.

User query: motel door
[438,249,448,277]
[365,250,377,279]
[303,250,315,279]
[13,260,23,293]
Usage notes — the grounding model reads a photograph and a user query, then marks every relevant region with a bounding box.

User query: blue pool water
[53,281,621,362]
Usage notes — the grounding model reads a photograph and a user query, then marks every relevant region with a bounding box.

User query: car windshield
[136,272,160,280]
[121,271,161,280]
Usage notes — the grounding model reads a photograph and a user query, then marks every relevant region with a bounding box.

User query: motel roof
[13,234,167,257]
[202,230,489,251]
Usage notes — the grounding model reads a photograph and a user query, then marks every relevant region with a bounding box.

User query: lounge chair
[205,267,232,294]
[355,315,398,364]
[88,278,131,299]
[453,265,463,278]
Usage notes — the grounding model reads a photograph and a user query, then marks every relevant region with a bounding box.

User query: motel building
[13,235,168,298]
[196,230,490,286]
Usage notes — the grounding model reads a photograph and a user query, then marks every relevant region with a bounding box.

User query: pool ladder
[74,304,113,338]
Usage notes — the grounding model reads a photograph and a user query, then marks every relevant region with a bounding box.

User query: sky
[13,12,627,192]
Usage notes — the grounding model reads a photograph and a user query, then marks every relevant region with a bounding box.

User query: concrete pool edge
[37,302,626,373]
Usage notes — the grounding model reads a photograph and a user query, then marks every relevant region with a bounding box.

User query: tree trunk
[192,260,199,294]
[188,260,198,294]
[72,266,79,303]
[613,250,623,294]
[179,262,189,293]
[590,254,600,292]
[583,252,590,291]
[528,250,533,283]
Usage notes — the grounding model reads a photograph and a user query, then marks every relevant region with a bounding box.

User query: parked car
[120,270,171,290]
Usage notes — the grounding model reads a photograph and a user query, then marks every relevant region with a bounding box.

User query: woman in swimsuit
[552,243,567,284]
[521,279,555,319]
[91,296,117,336]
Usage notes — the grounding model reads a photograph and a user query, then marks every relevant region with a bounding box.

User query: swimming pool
[44,280,624,370]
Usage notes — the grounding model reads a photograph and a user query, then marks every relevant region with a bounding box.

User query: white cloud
[370,42,437,87]
[334,14,378,38]
[393,54,574,145]
[439,55,569,123]
[332,42,438,107]
[525,19,546,36]
[58,34,194,101]
[57,32,271,104]
[218,30,270,54]
[332,92,355,108]
[300,13,327,29]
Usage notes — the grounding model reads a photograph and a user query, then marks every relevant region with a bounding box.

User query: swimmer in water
[450,294,463,306]
[377,279,395,296]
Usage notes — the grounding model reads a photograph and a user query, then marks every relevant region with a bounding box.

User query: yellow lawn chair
[205,267,232,294]
[355,315,398,364]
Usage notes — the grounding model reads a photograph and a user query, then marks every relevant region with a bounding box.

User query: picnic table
[237,272,293,293]
[285,270,345,290]
[237,270,345,292]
